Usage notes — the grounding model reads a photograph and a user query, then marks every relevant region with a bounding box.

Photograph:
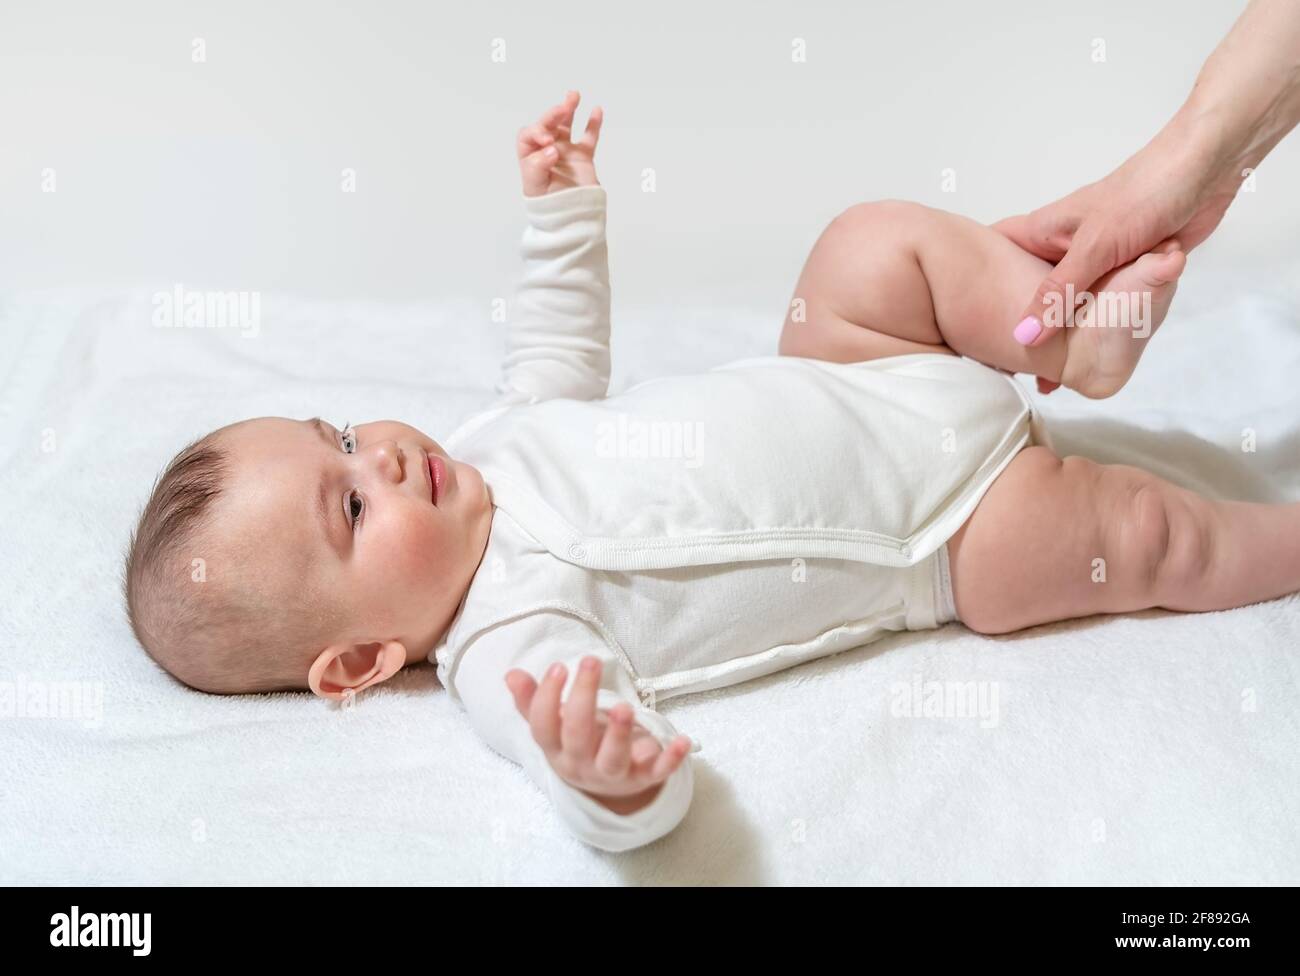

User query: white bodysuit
[428,184,1044,853]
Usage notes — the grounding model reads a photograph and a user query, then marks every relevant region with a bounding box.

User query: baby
[123,90,1300,852]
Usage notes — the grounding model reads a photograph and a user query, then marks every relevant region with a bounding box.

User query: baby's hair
[121,421,334,695]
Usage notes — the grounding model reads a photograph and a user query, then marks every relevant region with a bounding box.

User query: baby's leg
[779,201,1184,398]
[947,446,1300,634]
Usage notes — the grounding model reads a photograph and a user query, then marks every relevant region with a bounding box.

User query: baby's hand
[504,656,692,811]
[517,90,603,198]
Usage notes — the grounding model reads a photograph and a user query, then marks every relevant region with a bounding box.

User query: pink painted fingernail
[548,663,565,680]
[1013,316,1043,345]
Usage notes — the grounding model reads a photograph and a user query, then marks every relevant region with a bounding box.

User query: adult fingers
[1012,225,1114,348]
[991,214,1068,264]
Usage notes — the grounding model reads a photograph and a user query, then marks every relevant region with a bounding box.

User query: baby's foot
[1057,243,1186,399]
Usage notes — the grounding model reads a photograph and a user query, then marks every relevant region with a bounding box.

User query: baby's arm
[497,185,611,405]
[494,92,611,407]
[450,613,695,852]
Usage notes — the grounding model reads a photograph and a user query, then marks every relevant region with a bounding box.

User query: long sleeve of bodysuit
[493,183,613,407]
[448,610,696,853]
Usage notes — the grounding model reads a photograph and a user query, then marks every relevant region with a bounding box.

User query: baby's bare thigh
[947,446,1166,634]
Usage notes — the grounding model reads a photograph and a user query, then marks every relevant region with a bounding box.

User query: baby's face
[216,416,492,676]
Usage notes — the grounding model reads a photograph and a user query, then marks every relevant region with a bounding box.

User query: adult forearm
[1172,0,1300,174]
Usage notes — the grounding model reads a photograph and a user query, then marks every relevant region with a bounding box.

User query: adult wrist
[1165,100,1236,171]
[1142,101,1239,199]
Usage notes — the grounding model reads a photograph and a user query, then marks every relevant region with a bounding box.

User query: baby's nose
[367,441,404,480]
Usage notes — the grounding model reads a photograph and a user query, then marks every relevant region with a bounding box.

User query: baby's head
[122,416,492,699]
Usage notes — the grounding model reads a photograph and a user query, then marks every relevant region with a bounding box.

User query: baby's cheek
[387,515,445,585]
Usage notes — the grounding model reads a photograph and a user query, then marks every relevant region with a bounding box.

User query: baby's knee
[830,199,928,240]
[1107,471,1214,599]
[1114,481,1171,591]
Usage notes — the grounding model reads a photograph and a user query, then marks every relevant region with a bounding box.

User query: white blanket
[2,270,1297,884]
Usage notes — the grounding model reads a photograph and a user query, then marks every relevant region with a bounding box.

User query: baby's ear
[375,639,410,682]
[307,639,405,699]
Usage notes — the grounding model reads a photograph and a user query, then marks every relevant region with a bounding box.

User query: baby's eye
[346,490,363,531]
[339,423,357,454]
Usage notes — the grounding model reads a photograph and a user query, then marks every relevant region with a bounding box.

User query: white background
[2,0,1295,320]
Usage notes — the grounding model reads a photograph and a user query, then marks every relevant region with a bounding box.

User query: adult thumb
[991,213,1068,264]
[1012,234,1110,348]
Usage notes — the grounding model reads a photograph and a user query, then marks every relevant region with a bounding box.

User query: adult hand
[997,0,1300,395]
[995,124,1238,394]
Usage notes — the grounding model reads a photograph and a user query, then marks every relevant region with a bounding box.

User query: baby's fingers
[560,656,603,757]
[575,105,603,152]
[593,702,636,780]
[516,123,555,158]
[631,734,692,785]
[547,90,580,138]
[519,143,559,197]
[504,668,537,717]
[528,663,567,752]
